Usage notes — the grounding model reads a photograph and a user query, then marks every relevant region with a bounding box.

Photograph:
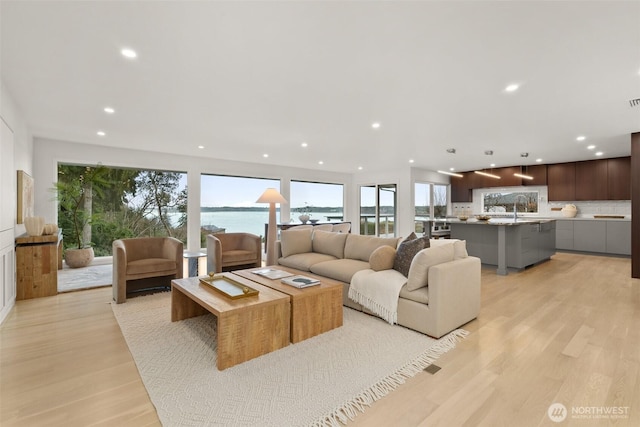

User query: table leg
[171,285,208,321]
[188,257,199,277]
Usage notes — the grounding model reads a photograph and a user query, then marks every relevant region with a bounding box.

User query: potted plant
[54,165,110,268]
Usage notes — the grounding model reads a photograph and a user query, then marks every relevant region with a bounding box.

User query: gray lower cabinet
[555,219,630,256]
[451,222,555,269]
[555,220,574,250]
[606,221,631,255]
[573,220,606,253]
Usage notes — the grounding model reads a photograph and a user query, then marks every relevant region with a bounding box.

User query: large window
[359,184,396,237]
[57,164,187,256]
[290,181,344,224]
[414,182,448,233]
[481,191,539,214]
[200,175,280,243]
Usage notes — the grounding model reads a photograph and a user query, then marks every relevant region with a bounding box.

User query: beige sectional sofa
[276,228,481,338]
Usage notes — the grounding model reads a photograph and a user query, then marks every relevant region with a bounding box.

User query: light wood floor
[1,252,638,426]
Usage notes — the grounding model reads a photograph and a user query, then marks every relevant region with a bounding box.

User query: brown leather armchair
[112,237,183,304]
[206,232,262,273]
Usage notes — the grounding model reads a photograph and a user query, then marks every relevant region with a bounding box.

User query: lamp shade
[256,188,287,204]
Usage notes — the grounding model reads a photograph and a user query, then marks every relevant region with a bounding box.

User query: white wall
[0,81,33,324]
[33,138,353,251]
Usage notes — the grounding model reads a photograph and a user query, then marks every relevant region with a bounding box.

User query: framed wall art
[16,170,34,224]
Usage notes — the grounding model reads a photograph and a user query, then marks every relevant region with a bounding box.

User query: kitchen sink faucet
[514,195,528,220]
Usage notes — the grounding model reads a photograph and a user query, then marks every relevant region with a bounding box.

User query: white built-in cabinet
[0,118,16,323]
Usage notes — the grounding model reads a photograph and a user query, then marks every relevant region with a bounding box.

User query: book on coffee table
[281,275,321,288]
[252,268,294,280]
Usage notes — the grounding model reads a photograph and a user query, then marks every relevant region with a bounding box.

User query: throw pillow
[406,244,455,291]
[393,233,428,277]
[280,228,313,258]
[369,245,396,271]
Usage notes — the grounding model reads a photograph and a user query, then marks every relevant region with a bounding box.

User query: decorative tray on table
[199,273,259,299]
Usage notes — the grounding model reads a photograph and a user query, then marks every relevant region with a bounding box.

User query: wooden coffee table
[232,266,343,343]
[171,273,290,370]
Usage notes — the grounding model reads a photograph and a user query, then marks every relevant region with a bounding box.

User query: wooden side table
[15,232,61,300]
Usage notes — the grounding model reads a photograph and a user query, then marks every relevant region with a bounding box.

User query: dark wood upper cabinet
[548,162,576,201]
[522,164,547,186]
[450,173,472,202]
[496,166,522,187]
[469,170,490,188]
[575,159,608,200]
[452,157,628,202]
[607,157,631,200]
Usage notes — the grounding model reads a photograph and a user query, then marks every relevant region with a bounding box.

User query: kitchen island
[450,218,556,275]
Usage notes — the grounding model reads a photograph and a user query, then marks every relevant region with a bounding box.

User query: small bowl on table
[457,215,469,222]
[309,219,319,224]
[475,215,491,221]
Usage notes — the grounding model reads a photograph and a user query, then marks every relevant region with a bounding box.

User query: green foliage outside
[56,165,187,257]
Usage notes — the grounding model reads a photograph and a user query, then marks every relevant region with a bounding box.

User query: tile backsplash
[452,185,631,218]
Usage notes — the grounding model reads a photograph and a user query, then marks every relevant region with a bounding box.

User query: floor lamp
[256,188,288,266]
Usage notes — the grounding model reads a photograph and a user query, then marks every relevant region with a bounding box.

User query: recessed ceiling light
[409,159,415,163]
[301,142,308,148]
[318,160,324,165]
[536,158,542,162]
[371,122,381,129]
[121,48,137,59]
[595,151,603,156]
[263,153,269,158]
[96,131,106,137]
[505,84,519,92]
[104,107,115,114]
[449,167,455,171]
[576,136,586,141]
[198,145,204,149]
[358,166,363,171]
[587,145,596,150]
[490,163,496,167]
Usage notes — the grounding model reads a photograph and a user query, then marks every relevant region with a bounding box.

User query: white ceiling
[2,1,639,174]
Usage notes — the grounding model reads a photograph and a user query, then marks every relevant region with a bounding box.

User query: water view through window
[482,191,539,214]
[290,181,344,224]
[200,175,280,240]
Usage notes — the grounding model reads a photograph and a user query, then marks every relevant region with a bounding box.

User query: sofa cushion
[312,229,348,259]
[310,258,370,283]
[344,234,400,262]
[280,228,313,258]
[278,252,337,271]
[393,234,429,277]
[406,244,455,291]
[429,238,467,258]
[126,258,176,276]
[222,249,257,264]
[399,284,429,304]
[453,240,468,259]
[369,245,396,271]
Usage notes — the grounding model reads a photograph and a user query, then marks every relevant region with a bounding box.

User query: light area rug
[112,292,467,427]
